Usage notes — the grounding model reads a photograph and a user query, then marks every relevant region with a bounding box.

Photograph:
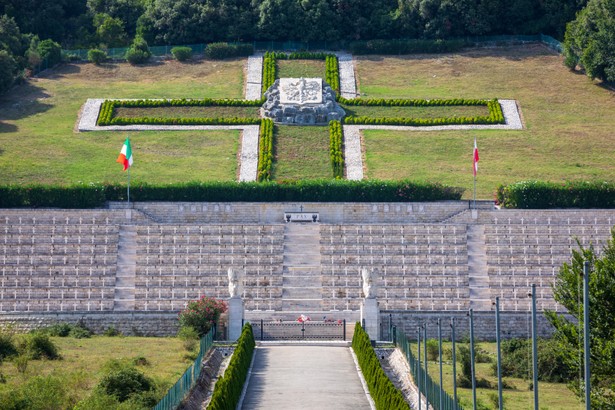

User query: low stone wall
[380,310,567,341]
[0,311,180,336]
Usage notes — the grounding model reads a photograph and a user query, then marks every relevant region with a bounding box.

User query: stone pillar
[228,297,244,341]
[360,298,380,341]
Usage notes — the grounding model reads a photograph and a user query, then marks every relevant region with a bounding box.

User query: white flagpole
[127,166,130,208]
[473,138,477,210]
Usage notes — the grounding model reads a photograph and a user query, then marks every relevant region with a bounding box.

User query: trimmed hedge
[257,119,274,182]
[0,180,464,208]
[207,323,255,410]
[341,99,504,126]
[329,120,344,178]
[170,46,192,61]
[352,324,410,410]
[261,51,340,94]
[349,39,468,55]
[97,98,264,126]
[496,180,615,209]
[205,42,254,60]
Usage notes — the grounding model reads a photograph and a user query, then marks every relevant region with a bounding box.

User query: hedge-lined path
[245,53,264,100]
[336,52,358,99]
[240,345,374,409]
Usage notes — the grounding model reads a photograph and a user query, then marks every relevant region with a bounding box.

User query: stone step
[282,299,323,311]
[283,288,323,299]
[283,277,321,286]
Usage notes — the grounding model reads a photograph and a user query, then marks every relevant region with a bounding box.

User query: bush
[18,332,59,360]
[207,323,255,409]
[171,46,192,62]
[44,322,91,338]
[22,375,67,410]
[125,36,151,65]
[0,329,17,361]
[352,324,410,409]
[88,48,107,65]
[178,326,199,351]
[257,119,274,182]
[36,39,62,68]
[205,42,254,59]
[98,366,154,402]
[0,51,17,95]
[69,325,92,339]
[178,296,226,337]
[103,326,122,337]
[329,120,344,179]
[496,180,615,209]
[426,339,439,361]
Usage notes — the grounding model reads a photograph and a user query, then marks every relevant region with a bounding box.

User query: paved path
[241,345,372,410]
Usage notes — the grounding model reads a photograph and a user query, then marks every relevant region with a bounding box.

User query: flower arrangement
[297,314,311,323]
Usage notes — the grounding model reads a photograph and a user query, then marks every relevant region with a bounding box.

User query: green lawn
[356,45,615,199]
[0,58,245,185]
[277,59,326,79]
[408,342,581,410]
[114,106,261,119]
[0,335,194,406]
[342,105,490,119]
[271,125,331,180]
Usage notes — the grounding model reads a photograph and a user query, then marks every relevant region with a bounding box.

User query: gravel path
[343,125,364,180]
[336,52,357,99]
[376,348,431,410]
[239,125,259,182]
[245,53,264,100]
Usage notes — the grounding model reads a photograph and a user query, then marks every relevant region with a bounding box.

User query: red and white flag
[473,138,479,176]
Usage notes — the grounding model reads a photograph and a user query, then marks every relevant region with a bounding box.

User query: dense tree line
[0,0,608,94]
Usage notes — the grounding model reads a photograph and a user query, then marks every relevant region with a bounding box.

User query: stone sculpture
[228,268,240,298]
[361,267,377,299]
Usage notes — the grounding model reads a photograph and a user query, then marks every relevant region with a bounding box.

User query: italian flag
[116,138,133,171]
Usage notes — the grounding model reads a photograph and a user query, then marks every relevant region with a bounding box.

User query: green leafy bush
[496,180,615,209]
[171,46,192,61]
[262,51,276,93]
[103,326,122,337]
[88,48,107,65]
[257,119,274,182]
[426,339,439,361]
[325,55,340,94]
[98,366,154,402]
[207,323,255,410]
[18,332,59,360]
[178,296,226,337]
[45,323,73,337]
[329,120,344,178]
[0,179,464,208]
[0,329,17,361]
[205,42,254,60]
[352,324,410,409]
[37,39,62,67]
[125,36,151,65]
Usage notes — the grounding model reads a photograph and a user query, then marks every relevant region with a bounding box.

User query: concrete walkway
[241,345,372,410]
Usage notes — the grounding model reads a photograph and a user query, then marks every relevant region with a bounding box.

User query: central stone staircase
[467,225,492,311]
[281,224,323,312]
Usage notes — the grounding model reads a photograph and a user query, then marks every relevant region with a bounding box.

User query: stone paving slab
[342,125,364,181]
[336,52,357,99]
[239,125,259,182]
[240,345,373,410]
[245,53,264,100]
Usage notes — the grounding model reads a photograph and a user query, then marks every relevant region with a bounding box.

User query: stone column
[227,297,244,341]
[360,298,380,341]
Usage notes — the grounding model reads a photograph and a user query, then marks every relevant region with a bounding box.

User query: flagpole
[473,172,476,210]
[127,166,130,208]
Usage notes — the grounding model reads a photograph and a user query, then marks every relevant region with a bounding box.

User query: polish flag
[473,138,479,177]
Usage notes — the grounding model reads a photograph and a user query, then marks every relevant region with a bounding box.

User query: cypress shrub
[352,324,410,409]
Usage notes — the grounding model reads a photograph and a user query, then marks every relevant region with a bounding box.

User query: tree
[0,50,17,94]
[545,229,615,408]
[94,13,128,47]
[564,0,615,82]
[87,0,146,37]
[36,38,62,68]
[125,35,151,64]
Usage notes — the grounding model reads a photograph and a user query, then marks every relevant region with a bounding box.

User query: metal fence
[251,319,350,341]
[153,327,216,410]
[395,327,462,410]
[61,35,562,61]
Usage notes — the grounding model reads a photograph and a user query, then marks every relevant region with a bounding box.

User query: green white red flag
[116,138,133,171]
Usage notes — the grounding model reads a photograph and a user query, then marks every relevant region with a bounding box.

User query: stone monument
[360,267,380,341]
[227,268,244,341]
[261,78,345,125]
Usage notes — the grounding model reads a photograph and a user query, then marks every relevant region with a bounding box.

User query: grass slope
[0,336,194,405]
[356,45,615,199]
[271,125,331,180]
[0,59,244,185]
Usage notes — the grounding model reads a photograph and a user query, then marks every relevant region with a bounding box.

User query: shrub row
[257,119,274,182]
[338,97,490,107]
[207,323,255,410]
[268,51,331,60]
[344,115,499,126]
[349,39,468,55]
[352,324,410,409]
[262,51,277,94]
[325,54,340,94]
[496,180,615,209]
[205,42,254,60]
[97,98,264,127]
[0,180,464,208]
[329,120,344,179]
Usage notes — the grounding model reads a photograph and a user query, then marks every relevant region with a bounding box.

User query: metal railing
[61,35,563,61]
[153,327,216,410]
[395,327,462,410]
